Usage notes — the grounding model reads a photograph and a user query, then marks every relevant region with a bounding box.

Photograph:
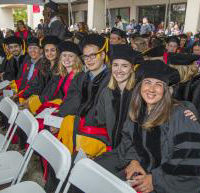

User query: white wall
[0,7,14,29]
[87,0,106,31]
[27,5,44,29]
[184,0,200,33]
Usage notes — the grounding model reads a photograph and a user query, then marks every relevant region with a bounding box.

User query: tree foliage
[13,8,27,24]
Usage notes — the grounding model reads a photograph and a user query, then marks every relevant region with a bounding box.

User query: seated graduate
[44,33,110,193]
[20,35,61,100]
[163,36,180,64]
[28,41,83,131]
[192,41,200,56]
[10,37,43,103]
[0,36,26,81]
[166,53,200,116]
[89,44,138,154]
[95,60,200,193]
[55,34,110,152]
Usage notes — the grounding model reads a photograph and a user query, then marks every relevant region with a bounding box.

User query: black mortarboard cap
[75,32,88,41]
[167,53,200,65]
[79,34,106,51]
[64,31,74,39]
[45,0,58,12]
[4,36,23,46]
[143,45,165,57]
[58,41,82,56]
[111,27,126,38]
[41,35,61,48]
[136,60,180,86]
[110,44,137,64]
[27,37,40,47]
[166,36,180,46]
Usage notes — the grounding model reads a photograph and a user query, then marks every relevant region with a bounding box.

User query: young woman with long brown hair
[95,60,200,193]
[27,41,83,119]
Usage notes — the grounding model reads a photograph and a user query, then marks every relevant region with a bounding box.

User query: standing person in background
[15,20,32,41]
[165,22,175,36]
[37,19,44,31]
[140,17,152,35]
[78,22,89,33]
[186,32,194,50]
[126,19,136,33]
[43,0,66,41]
[0,36,26,81]
[157,21,165,33]
[149,20,155,34]
[114,15,124,31]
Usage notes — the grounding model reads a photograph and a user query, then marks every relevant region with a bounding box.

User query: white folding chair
[64,158,137,193]
[0,80,10,90]
[0,109,38,185]
[0,130,71,193]
[0,97,18,152]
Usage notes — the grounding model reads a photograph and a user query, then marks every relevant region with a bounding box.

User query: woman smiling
[96,60,200,193]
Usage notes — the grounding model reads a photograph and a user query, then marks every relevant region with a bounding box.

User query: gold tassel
[96,38,110,64]
[3,43,12,60]
[134,63,140,72]
[22,40,26,55]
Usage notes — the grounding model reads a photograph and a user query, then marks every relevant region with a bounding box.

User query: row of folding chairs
[0,97,136,193]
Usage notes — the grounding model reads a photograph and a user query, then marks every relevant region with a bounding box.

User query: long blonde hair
[57,54,83,77]
[108,71,135,90]
[170,62,198,82]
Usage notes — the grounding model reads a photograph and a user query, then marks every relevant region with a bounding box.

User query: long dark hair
[40,47,60,76]
[129,80,177,130]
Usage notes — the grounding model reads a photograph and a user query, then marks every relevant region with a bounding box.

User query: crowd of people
[0,0,200,193]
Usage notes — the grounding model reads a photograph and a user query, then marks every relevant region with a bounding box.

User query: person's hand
[131,174,154,193]
[184,110,197,121]
[50,127,59,134]
[20,99,29,109]
[125,160,146,180]
[0,73,4,81]
[11,94,19,102]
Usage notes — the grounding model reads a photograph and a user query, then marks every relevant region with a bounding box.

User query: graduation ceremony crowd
[0,0,200,193]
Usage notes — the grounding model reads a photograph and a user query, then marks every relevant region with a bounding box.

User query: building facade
[71,0,200,34]
[0,0,200,34]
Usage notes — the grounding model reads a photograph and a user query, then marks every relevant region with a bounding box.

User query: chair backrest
[0,97,18,125]
[0,97,18,151]
[64,158,137,193]
[32,130,71,181]
[14,109,39,145]
[15,130,71,193]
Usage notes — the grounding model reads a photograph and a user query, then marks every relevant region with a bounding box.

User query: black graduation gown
[94,87,133,148]
[173,74,200,115]
[39,74,69,103]
[22,65,53,99]
[43,19,66,41]
[58,69,111,120]
[96,104,200,193]
[2,54,27,81]
[16,57,43,94]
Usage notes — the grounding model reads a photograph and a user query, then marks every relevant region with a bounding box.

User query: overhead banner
[33,4,40,13]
